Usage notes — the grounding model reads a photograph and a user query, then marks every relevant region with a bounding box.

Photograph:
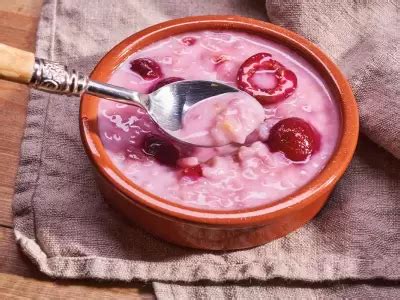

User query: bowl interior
[80,16,358,226]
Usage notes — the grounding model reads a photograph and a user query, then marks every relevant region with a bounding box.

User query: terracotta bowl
[80,16,359,250]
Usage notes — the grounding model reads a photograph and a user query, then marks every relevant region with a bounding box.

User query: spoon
[0,43,254,147]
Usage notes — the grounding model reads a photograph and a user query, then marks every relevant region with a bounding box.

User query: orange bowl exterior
[79,16,359,250]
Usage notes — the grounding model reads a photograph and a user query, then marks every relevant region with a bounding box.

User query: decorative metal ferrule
[30,58,89,96]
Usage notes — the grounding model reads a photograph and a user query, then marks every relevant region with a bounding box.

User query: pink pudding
[98,30,340,210]
[171,91,265,146]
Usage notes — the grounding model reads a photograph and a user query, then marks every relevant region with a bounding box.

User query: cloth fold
[266,0,400,159]
[13,0,399,298]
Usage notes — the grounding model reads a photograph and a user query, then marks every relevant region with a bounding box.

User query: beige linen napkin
[13,0,399,298]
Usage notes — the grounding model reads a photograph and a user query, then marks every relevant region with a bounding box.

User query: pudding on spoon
[168,91,265,147]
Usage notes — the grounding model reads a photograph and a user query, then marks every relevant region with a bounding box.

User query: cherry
[148,77,184,93]
[181,165,203,179]
[181,37,196,46]
[142,135,180,166]
[267,118,320,162]
[236,52,297,104]
[130,58,163,80]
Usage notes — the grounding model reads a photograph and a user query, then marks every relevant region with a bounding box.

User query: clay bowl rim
[80,15,359,227]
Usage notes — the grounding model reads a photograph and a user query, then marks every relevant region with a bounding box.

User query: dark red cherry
[142,135,180,166]
[267,118,320,162]
[236,52,297,104]
[148,77,184,93]
[182,165,203,179]
[130,58,163,80]
[181,37,196,46]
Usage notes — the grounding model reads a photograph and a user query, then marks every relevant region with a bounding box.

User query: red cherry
[130,58,163,80]
[236,52,297,104]
[182,165,203,179]
[267,117,320,162]
[148,77,184,93]
[142,135,180,166]
[181,37,196,46]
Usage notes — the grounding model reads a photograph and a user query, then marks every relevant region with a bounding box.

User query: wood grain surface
[0,1,154,298]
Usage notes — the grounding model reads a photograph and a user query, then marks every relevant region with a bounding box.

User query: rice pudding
[98,30,340,210]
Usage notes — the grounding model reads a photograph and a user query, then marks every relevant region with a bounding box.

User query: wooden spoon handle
[0,43,35,84]
[0,43,90,96]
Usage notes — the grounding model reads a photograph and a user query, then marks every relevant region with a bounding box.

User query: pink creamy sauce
[172,92,265,146]
[98,30,340,210]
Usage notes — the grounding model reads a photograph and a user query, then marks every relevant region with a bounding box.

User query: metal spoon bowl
[87,79,241,146]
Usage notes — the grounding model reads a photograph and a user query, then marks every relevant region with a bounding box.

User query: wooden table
[0,1,154,298]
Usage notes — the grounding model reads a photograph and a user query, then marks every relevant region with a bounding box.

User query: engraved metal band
[30,58,89,96]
